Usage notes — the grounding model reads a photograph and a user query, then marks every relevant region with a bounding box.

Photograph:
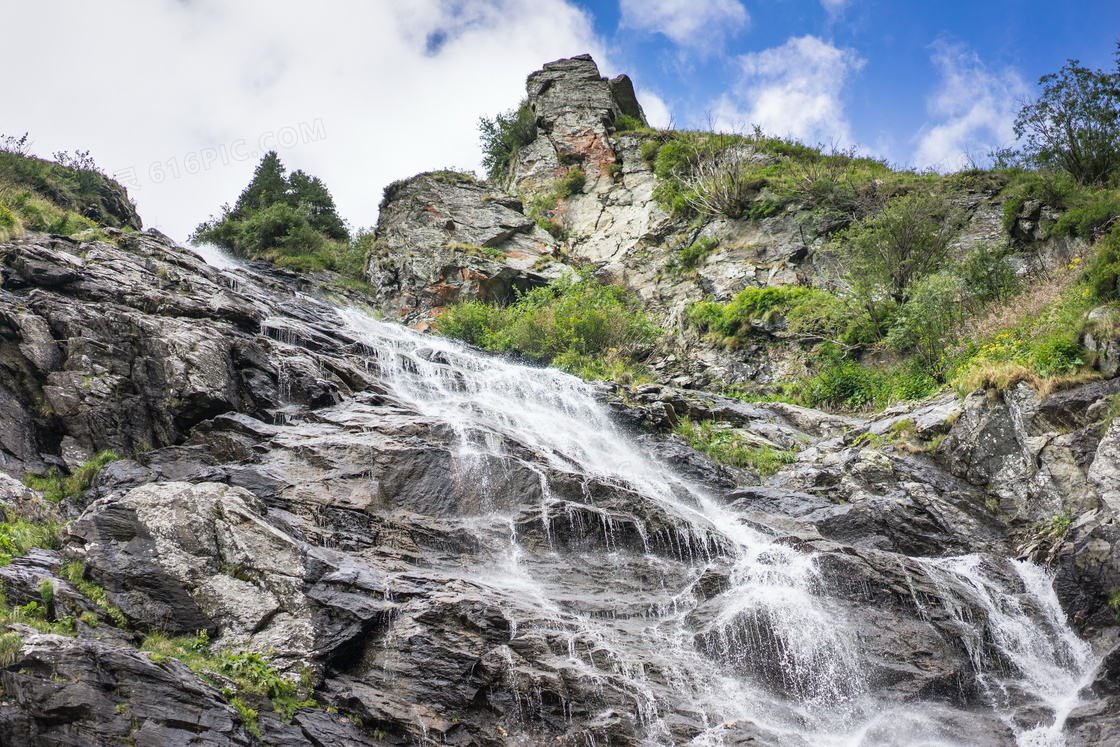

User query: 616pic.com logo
[113,119,326,190]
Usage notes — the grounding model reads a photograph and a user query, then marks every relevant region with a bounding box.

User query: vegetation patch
[612,115,646,133]
[142,631,315,721]
[479,101,537,183]
[192,152,370,280]
[23,450,119,503]
[0,516,60,566]
[674,418,797,477]
[60,560,129,629]
[435,271,659,382]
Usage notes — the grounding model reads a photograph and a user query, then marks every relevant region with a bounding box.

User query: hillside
[0,55,1119,746]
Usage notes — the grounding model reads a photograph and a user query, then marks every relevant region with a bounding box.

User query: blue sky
[574,0,1120,169]
[3,1,1118,240]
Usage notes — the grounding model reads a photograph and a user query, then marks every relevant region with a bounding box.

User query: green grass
[0,517,61,565]
[674,418,797,476]
[0,149,130,234]
[447,241,506,261]
[141,631,316,722]
[688,285,874,346]
[60,560,129,628]
[678,236,719,269]
[23,450,119,503]
[0,591,78,637]
[612,114,646,133]
[643,127,944,221]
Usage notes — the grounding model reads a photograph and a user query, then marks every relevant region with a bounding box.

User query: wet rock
[64,482,307,639]
[0,631,255,746]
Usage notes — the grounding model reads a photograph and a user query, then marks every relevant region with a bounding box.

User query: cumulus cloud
[1,0,606,240]
[715,36,865,144]
[619,0,749,55]
[637,89,673,129]
[911,41,1029,171]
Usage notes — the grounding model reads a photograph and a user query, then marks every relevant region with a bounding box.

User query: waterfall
[332,307,1098,747]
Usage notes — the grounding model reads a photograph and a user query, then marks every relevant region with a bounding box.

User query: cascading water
[328,306,1098,747]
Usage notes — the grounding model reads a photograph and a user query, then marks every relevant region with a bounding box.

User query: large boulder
[368,171,569,324]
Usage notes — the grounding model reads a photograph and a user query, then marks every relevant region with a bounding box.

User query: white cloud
[820,0,850,18]
[637,89,673,129]
[911,41,1029,171]
[715,36,865,144]
[619,0,748,55]
[1,0,607,240]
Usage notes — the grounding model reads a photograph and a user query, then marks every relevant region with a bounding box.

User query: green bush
[0,518,61,565]
[679,236,719,268]
[1086,223,1120,300]
[612,115,645,132]
[432,299,506,348]
[479,101,536,182]
[688,285,860,343]
[843,192,960,305]
[883,273,965,377]
[1001,193,1027,235]
[1030,335,1085,376]
[1050,193,1120,239]
[800,356,939,411]
[957,243,1019,303]
[674,418,797,476]
[435,272,659,380]
[0,202,19,240]
[23,450,119,503]
[555,167,586,198]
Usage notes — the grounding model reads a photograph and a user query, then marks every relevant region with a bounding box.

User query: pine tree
[233,151,288,216]
[288,169,348,241]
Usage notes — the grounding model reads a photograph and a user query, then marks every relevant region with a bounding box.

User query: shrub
[435,272,659,380]
[0,518,61,565]
[957,243,1019,304]
[433,299,507,348]
[1086,223,1120,300]
[555,167,586,198]
[674,418,797,477]
[801,356,939,411]
[1050,193,1120,239]
[0,631,20,666]
[688,285,863,344]
[479,101,536,182]
[844,192,960,306]
[883,273,965,377]
[612,115,645,132]
[679,236,719,268]
[23,450,119,503]
[683,155,777,219]
[0,202,19,241]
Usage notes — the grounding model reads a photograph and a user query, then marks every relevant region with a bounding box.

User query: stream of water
[333,307,1101,746]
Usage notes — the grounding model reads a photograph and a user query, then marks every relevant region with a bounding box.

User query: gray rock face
[368,172,568,324]
[0,221,1117,744]
[513,55,646,194]
[0,631,255,746]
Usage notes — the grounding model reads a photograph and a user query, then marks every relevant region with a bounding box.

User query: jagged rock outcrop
[368,171,568,325]
[512,54,646,193]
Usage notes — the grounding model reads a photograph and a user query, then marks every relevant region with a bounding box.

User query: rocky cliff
[0,56,1119,747]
